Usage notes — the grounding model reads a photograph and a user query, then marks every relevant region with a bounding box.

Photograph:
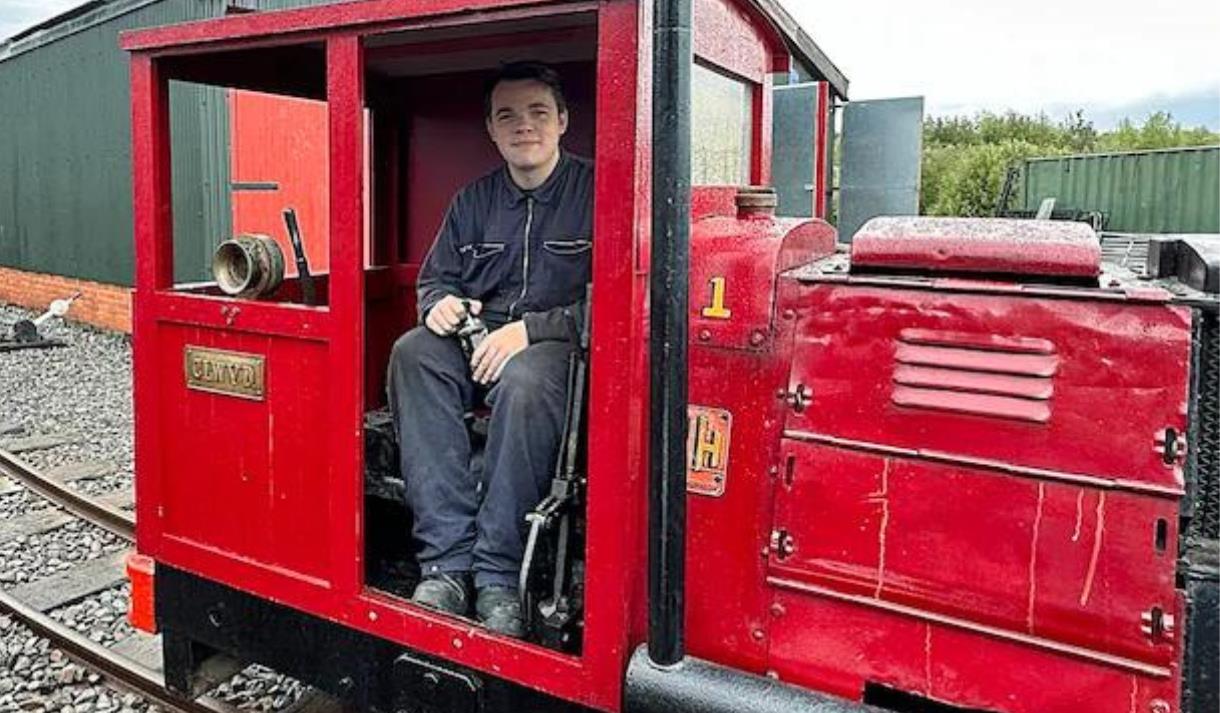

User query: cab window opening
[360,21,598,656]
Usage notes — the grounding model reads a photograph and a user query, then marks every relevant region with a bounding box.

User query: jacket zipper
[509,197,534,318]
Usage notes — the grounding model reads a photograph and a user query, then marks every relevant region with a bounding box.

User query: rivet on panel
[782,309,796,320]
[367,611,378,622]
[699,328,712,342]
[751,628,765,641]
[765,670,780,680]
[1149,700,1171,713]
[767,465,780,478]
[750,330,766,346]
[452,637,464,649]
[770,603,786,618]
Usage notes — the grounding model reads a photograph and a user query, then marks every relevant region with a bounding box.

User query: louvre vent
[891,329,1057,423]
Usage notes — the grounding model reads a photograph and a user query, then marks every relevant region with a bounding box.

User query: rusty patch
[687,406,732,497]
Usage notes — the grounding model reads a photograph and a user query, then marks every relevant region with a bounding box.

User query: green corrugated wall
[0,0,347,286]
[1020,146,1220,234]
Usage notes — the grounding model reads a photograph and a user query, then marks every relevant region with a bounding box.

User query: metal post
[648,0,692,668]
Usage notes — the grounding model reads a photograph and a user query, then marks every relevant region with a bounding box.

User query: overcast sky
[2,0,1218,127]
[778,0,1220,128]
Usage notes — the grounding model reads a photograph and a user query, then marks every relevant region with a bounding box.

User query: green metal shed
[1020,146,1220,235]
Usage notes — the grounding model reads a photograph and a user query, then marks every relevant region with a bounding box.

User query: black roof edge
[747,0,849,99]
[5,0,109,44]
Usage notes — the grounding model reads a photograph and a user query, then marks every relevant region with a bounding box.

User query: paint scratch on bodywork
[1072,488,1084,542]
[1080,492,1107,606]
[1027,482,1045,632]
[874,458,891,599]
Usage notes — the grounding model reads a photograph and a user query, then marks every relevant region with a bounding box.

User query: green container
[1020,146,1220,234]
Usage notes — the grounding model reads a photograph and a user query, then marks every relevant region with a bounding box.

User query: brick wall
[0,266,131,334]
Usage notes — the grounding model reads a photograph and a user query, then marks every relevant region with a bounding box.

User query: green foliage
[1096,111,1220,152]
[920,111,1219,216]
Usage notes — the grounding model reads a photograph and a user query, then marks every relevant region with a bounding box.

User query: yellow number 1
[701,277,732,319]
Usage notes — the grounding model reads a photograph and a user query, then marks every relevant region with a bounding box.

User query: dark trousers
[386,327,571,589]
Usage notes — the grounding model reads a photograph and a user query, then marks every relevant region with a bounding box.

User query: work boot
[412,573,470,616]
[476,586,525,638]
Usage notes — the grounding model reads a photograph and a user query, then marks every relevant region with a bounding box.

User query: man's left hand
[471,321,529,385]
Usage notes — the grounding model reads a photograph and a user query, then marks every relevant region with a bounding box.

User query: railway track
[0,446,345,713]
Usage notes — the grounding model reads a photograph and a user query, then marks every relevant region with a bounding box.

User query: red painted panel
[767,592,1179,713]
[120,0,594,52]
[780,283,1192,491]
[154,325,332,584]
[770,443,1180,666]
[691,186,739,221]
[686,347,791,673]
[851,217,1103,278]
[689,214,835,350]
[132,53,173,557]
[693,0,771,81]
[230,90,331,273]
[813,82,829,220]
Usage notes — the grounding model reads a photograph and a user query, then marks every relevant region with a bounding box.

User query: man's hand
[471,321,529,384]
[425,295,481,336]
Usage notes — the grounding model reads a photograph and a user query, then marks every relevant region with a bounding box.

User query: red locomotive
[120,1,1218,712]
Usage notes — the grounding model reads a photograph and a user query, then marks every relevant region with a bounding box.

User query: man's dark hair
[483,61,567,119]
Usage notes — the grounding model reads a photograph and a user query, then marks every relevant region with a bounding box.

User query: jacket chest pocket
[459,241,510,291]
[533,237,592,305]
[461,242,506,260]
[542,239,592,256]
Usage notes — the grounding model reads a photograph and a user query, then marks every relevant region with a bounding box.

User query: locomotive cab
[138,0,604,655]
[123,0,850,710]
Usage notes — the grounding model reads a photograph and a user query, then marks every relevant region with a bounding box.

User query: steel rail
[0,447,134,541]
[0,454,345,713]
[0,587,238,713]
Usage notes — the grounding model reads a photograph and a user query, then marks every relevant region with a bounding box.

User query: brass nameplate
[184,346,265,401]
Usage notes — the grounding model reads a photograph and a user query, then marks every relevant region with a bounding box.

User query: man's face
[486,79,568,173]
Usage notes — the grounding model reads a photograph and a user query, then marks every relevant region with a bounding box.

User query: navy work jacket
[417,151,594,343]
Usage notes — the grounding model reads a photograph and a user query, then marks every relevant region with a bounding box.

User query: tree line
[920,111,1220,217]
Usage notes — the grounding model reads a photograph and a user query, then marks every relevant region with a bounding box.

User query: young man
[387,62,593,638]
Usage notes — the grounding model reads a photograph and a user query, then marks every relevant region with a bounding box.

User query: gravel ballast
[1,303,311,712]
[0,305,134,517]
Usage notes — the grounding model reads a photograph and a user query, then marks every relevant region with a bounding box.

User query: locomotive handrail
[648,0,693,668]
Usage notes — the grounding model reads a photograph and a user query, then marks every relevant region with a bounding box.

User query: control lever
[281,208,316,305]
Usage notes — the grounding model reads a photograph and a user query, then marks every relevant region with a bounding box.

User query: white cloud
[779,0,1220,117]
